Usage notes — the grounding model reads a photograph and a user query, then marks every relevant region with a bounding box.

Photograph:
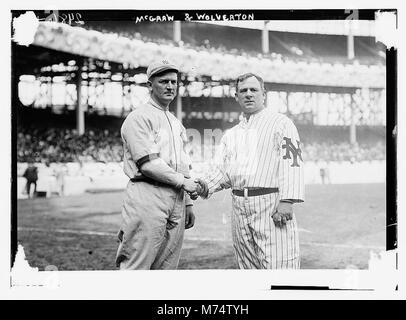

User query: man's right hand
[182,178,198,194]
[195,178,209,198]
[182,178,209,200]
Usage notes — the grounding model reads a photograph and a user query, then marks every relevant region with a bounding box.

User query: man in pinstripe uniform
[197,73,305,269]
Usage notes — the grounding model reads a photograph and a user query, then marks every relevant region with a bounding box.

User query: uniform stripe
[279,223,284,268]
[238,199,256,268]
[285,220,289,269]
[247,115,272,186]
[290,220,295,266]
[272,217,277,269]
[252,116,278,187]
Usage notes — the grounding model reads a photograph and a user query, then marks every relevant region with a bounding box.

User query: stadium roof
[25,21,385,89]
[199,20,377,37]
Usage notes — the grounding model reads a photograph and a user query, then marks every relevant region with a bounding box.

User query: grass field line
[18,226,117,237]
[18,226,384,251]
[300,241,385,251]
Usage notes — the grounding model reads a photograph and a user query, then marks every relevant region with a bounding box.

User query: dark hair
[235,73,265,92]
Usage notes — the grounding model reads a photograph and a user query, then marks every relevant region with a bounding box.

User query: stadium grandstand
[13,12,386,197]
[82,20,386,65]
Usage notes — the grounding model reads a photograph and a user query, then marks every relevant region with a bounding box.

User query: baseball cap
[146,60,179,80]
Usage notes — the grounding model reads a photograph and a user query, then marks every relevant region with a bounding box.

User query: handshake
[182,178,209,200]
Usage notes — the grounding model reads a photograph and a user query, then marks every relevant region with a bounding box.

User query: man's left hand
[185,205,195,229]
[272,202,293,227]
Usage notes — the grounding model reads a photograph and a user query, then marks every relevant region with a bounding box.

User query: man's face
[235,76,265,114]
[149,71,178,106]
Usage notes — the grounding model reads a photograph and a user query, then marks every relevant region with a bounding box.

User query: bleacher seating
[17,123,385,164]
[82,21,385,66]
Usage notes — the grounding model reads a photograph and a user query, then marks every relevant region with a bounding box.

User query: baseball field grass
[16,183,386,270]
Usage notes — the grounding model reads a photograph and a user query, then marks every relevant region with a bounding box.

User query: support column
[49,77,53,108]
[262,21,269,54]
[347,22,356,143]
[173,21,182,121]
[350,93,357,144]
[173,21,181,43]
[76,60,85,135]
[347,25,355,60]
[176,92,182,123]
[312,92,320,124]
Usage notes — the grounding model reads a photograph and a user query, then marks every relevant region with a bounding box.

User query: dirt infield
[16,183,386,270]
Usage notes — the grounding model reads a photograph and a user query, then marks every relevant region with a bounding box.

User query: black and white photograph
[2,2,403,301]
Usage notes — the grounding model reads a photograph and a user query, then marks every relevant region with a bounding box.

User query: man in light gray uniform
[116,60,199,270]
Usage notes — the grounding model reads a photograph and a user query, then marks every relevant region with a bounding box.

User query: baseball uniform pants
[116,180,186,270]
[230,193,300,269]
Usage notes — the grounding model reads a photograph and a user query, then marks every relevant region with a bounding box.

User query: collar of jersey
[241,107,266,125]
[149,98,169,111]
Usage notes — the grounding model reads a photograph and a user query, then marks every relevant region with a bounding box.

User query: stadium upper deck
[29,21,385,89]
[82,21,385,66]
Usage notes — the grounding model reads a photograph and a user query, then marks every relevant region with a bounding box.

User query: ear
[147,80,152,91]
[234,92,239,102]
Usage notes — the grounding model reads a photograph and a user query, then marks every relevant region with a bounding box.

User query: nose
[167,81,176,90]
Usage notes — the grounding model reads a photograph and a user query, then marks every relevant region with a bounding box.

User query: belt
[232,187,279,197]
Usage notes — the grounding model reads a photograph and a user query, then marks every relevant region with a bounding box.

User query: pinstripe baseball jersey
[202,107,305,269]
[205,107,304,200]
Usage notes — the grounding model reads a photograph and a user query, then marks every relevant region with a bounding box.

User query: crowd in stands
[17,126,386,164]
[82,23,384,67]
[17,127,123,163]
[301,141,386,162]
[63,22,383,90]
[84,24,272,59]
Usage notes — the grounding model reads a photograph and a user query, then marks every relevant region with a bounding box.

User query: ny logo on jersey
[282,137,303,167]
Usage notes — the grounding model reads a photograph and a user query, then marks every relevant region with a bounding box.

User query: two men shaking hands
[182,178,208,200]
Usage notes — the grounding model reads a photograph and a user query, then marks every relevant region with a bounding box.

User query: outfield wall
[16,160,385,199]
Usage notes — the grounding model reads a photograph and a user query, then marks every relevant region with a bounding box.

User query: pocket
[167,207,183,230]
[115,229,127,267]
[256,194,277,216]
[166,191,185,229]
[115,219,141,266]
[117,229,124,242]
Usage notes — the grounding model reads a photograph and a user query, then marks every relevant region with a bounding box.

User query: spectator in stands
[22,160,38,198]
[17,125,385,164]
[202,39,211,49]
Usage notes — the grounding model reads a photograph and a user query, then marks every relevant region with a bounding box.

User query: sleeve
[121,111,160,165]
[200,134,232,199]
[277,118,305,203]
[141,159,185,188]
[122,111,184,188]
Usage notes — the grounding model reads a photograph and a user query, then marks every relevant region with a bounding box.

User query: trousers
[116,180,186,270]
[26,180,37,197]
[230,193,300,269]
